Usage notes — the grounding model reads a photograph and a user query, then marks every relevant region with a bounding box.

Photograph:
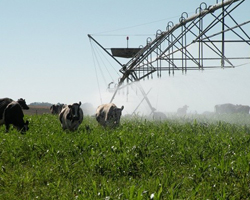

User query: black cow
[3,101,29,133]
[0,98,29,125]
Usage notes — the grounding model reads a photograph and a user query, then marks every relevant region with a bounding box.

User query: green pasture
[0,114,250,199]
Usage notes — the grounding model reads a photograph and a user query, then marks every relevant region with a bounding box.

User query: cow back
[4,101,24,120]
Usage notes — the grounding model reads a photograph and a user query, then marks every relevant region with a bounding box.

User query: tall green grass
[0,114,250,199]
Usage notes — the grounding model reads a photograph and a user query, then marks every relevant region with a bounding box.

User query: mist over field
[90,65,250,116]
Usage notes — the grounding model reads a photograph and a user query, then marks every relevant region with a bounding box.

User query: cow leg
[96,115,101,123]
[61,124,67,130]
[0,119,4,126]
[5,123,10,133]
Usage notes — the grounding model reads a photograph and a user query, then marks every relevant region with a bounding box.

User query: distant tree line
[29,102,52,107]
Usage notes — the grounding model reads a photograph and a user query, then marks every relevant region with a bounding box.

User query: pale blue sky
[1,0,250,113]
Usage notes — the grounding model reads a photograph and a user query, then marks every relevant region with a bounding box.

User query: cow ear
[79,101,81,106]
[121,106,124,110]
[68,105,72,108]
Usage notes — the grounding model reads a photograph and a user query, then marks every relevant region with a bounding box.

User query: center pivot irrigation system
[89,0,250,114]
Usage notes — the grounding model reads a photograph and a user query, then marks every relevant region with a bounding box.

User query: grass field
[0,113,250,199]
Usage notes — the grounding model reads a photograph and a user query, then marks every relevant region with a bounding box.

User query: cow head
[17,98,29,110]
[50,105,57,114]
[68,101,82,121]
[110,105,124,126]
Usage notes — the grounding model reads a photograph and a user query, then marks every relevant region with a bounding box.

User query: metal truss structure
[89,0,250,114]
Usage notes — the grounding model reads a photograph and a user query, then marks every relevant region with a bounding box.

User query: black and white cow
[3,101,29,133]
[96,103,124,127]
[0,98,29,126]
[59,102,83,131]
[50,103,65,115]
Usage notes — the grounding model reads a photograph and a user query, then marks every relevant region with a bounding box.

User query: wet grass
[0,114,250,199]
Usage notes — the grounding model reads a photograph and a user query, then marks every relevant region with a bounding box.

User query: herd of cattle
[0,97,250,134]
[0,97,124,133]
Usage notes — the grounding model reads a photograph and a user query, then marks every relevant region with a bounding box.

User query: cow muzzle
[72,115,79,121]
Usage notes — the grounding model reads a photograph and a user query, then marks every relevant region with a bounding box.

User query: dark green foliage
[0,114,250,199]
